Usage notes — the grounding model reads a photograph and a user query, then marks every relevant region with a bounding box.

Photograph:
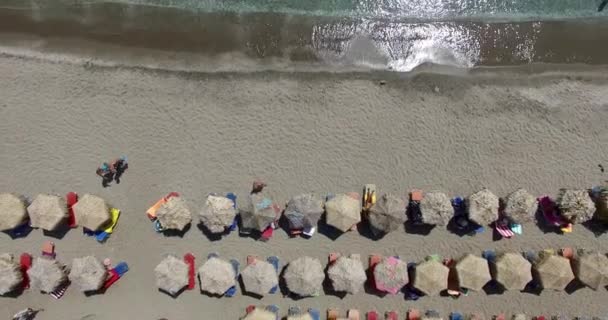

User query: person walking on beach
[111,156,129,184]
[96,163,114,188]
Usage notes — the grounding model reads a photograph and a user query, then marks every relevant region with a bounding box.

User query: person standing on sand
[111,156,129,184]
[96,163,114,188]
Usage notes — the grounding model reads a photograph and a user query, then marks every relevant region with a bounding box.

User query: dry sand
[0,55,608,319]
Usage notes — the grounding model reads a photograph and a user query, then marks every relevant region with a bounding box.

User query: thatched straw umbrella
[368,194,405,234]
[241,258,278,296]
[412,259,449,296]
[241,192,278,231]
[455,254,491,291]
[284,256,324,297]
[69,256,107,292]
[556,189,595,224]
[574,251,608,290]
[327,255,366,294]
[373,256,409,294]
[325,194,361,232]
[420,191,453,226]
[27,194,68,231]
[199,195,237,233]
[154,255,189,296]
[534,254,574,290]
[0,193,27,231]
[156,196,192,231]
[27,258,67,293]
[0,254,23,295]
[466,189,499,226]
[198,257,235,295]
[72,194,110,231]
[284,194,324,230]
[504,189,538,223]
[494,253,532,291]
[242,308,276,320]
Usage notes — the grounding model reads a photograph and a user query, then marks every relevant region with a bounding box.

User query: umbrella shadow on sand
[316,213,346,241]
[161,224,191,238]
[356,221,385,241]
[277,265,308,301]
[237,277,264,300]
[42,224,71,239]
[404,221,434,236]
[197,223,231,242]
[157,287,186,299]
[582,220,607,237]
[322,263,347,299]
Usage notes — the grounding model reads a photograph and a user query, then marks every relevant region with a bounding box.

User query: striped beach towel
[50,282,69,299]
[496,224,514,238]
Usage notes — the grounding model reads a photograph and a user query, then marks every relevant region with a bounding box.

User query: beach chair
[66,192,78,228]
[41,241,55,259]
[225,259,239,297]
[288,306,302,317]
[146,192,179,220]
[495,218,514,239]
[50,281,69,299]
[104,262,128,290]
[348,310,360,320]
[19,253,32,289]
[184,253,195,290]
[327,309,340,320]
[511,223,523,235]
[367,310,379,320]
[308,308,321,320]
[267,256,279,294]
[451,313,464,320]
[369,254,382,269]
[260,226,273,242]
[96,208,120,243]
[226,192,238,232]
[302,226,316,237]
[387,311,400,320]
[114,262,129,277]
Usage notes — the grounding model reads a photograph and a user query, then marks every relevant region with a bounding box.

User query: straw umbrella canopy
[535,254,574,290]
[284,256,324,297]
[368,194,405,234]
[327,255,366,294]
[0,254,23,295]
[242,309,276,320]
[594,186,608,222]
[69,256,108,292]
[27,258,67,293]
[504,189,538,223]
[72,194,110,231]
[420,191,453,226]
[154,255,189,296]
[412,259,449,296]
[199,195,237,233]
[241,192,278,231]
[0,193,27,231]
[455,254,491,291]
[156,196,192,231]
[198,257,235,295]
[373,256,409,294]
[284,194,324,230]
[574,251,608,290]
[466,189,499,225]
[556,189,595,224]
[27,194,68,231]
[241,258,278,296]
[325,194,361,232]
[494,253,532,291]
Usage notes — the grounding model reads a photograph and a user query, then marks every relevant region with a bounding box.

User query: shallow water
[0,1,607,71]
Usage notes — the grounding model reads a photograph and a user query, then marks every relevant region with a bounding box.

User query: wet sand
[0,54,608,319]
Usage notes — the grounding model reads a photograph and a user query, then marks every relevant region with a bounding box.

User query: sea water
[0,0,607,71]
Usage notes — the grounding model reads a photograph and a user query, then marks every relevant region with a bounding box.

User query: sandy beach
[1,55,608,319]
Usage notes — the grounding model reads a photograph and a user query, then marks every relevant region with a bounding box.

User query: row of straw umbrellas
[0,193,113,233]
[151,249,608,300]
[0,254,110,295]
[163,187,607,236]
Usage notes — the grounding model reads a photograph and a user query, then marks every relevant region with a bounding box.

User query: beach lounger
[387,311,400,320]
[114,262,129,277]
[225,259,239,297]
[96,208,121,242]
[226,193,238,232]
[495,222,514,238]
[327,309,340,320]
[20,253,32,289]
[146,192,179,220]
[302,226,316,237]
[66,192,78,228]
[308,308,321,320]
[451,313,464,320]
[511,223,523,235]
[184,253,195,290]
[104,262,128,290]
[369,254,382,269]
[288,306,302,317]
[41,241,55,259]
[260,226,273,242]
[50,282,69,299]
[267,256,279,294]
[367,311,379,320]
[348,310,360,320]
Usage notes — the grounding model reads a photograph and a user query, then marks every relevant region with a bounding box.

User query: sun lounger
[366,311,379,320]
[511,223,523,235]
[289,306,302,317]
[104,262,128,290]
[225,259,239,297]
[308,308,321,320]
[66,192,78,228]
[267,256,279,294]
[495,222,514,238]
[20,253,31,289]
[95,208,121,242]
[302,226,316,237]
[41,241,55,259]
[369,254,382,269]
[226,193,238,232]
[114,262,129,277]
[348,310,360,320]
[387,311,400,320]
[451,313,464,320]
[146,192,180,220]
[328,309,340,320]
[50,282,69,299]
[184,253,195,290]
[260,226,273,242]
